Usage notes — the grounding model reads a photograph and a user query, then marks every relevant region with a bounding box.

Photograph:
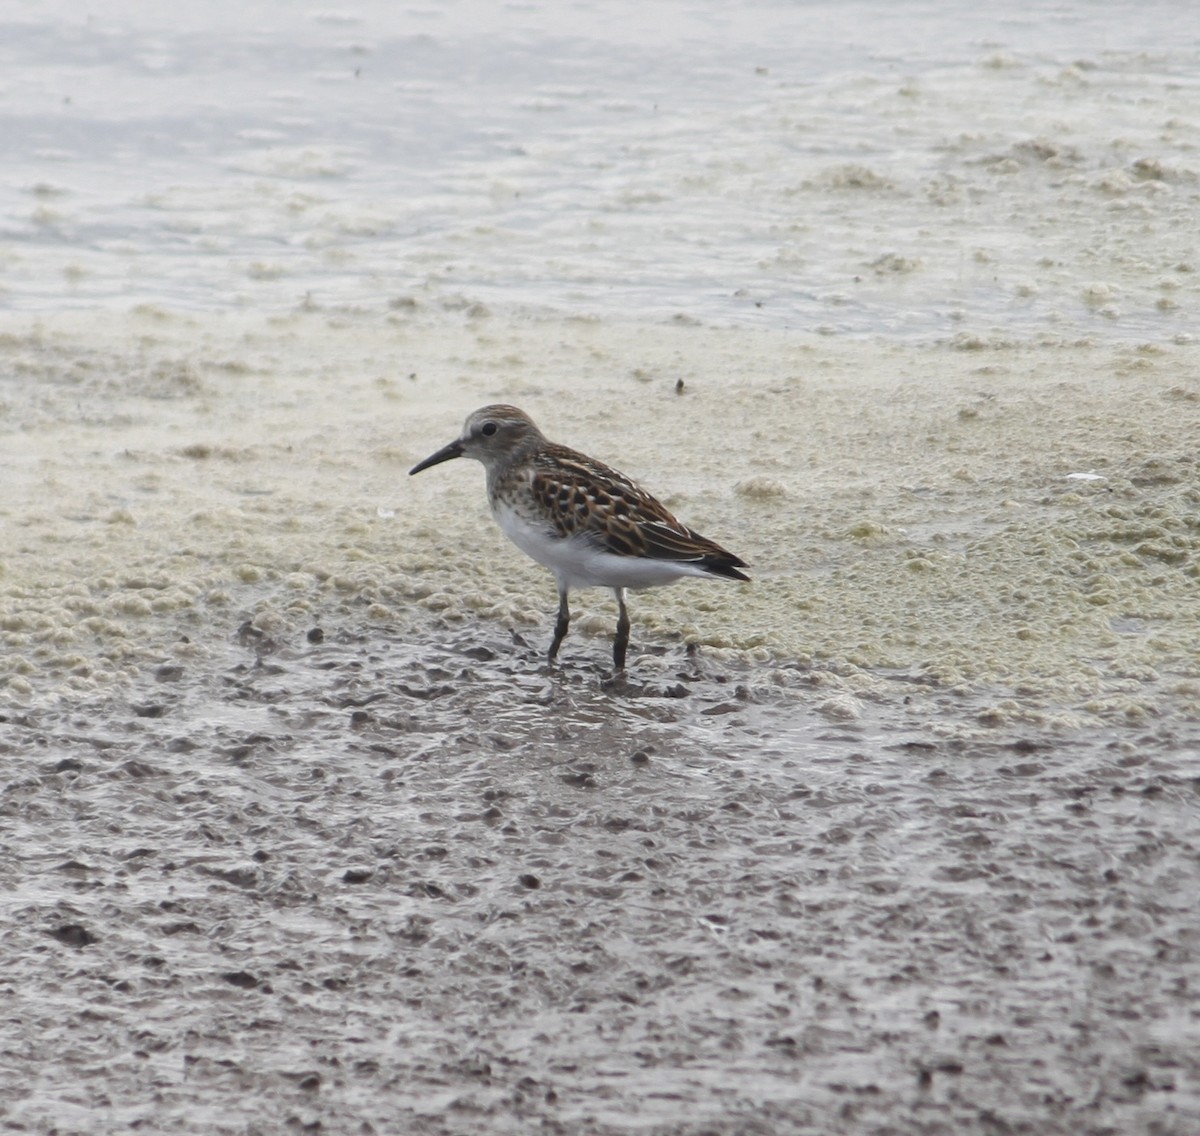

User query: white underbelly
[493,502,706,591]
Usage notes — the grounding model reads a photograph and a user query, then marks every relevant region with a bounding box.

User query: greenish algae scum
[2,309,1197,730]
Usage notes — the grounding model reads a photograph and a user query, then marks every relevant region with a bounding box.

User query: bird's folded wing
[530,447,747,576]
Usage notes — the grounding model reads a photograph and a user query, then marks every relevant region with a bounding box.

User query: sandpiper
[409,405,749,671]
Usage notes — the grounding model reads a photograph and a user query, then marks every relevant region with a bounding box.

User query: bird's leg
[548,587,570,661]
[613,587,630,672]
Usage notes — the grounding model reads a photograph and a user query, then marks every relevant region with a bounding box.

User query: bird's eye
[480,422,498,437]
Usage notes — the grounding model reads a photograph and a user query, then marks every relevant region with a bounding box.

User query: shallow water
[3,0,1198,337]
[3,2,1200,1133]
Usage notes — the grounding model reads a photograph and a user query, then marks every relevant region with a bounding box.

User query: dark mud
[2,620,1198,1135]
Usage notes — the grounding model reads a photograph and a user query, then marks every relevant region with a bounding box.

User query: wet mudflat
[3,2,1199,1129]
[3,619,1197,1135]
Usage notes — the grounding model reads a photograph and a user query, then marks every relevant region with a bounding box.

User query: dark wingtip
[705,557,751,582]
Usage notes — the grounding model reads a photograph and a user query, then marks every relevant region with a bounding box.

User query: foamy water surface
[3,0,1197,337]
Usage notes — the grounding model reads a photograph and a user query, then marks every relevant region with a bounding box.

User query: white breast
[492,500,707,592]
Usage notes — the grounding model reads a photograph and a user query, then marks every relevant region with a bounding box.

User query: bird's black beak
[409,439,464,475]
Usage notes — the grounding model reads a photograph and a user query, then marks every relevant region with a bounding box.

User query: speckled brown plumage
[515,444,747,576]
[410,404,750,671]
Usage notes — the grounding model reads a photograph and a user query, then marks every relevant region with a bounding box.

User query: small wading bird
[409,405,749,671]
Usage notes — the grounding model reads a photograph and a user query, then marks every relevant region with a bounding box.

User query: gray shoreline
[4,615,1197,1133]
